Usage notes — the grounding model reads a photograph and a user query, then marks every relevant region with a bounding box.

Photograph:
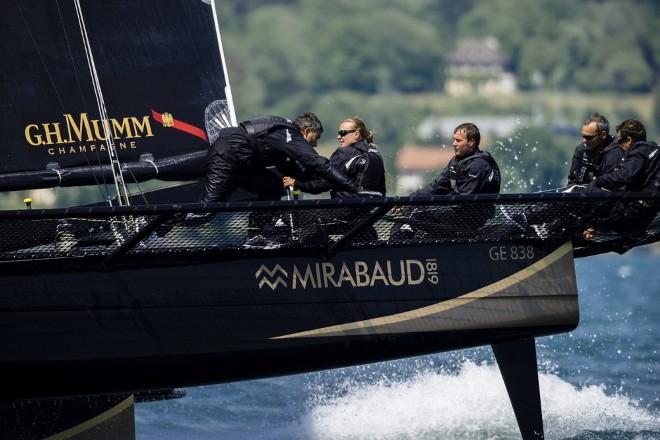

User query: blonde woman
[284,116,386,198]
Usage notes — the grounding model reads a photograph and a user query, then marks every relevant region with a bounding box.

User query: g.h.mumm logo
[256,259,438,291]
[255,264,288,290]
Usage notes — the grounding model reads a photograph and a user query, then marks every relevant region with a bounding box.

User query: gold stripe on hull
[45,395,135,440]
[273,242,576,339]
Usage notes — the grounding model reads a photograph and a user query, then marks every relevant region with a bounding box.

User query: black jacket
[239,117,348,184]
[363,143,387,197]
[593,141,660,192]
[567,136,623,185]
[203,117,354,202]
[295,139,386,198]
[412,149,501,195]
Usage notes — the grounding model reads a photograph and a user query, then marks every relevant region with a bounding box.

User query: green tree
[306,6,444,94]
[457,0,562,69]
[457,0,657,92]
[517,38,563,89]
[240,6,315,107]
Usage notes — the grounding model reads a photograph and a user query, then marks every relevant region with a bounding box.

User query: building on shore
[445,36,516,96]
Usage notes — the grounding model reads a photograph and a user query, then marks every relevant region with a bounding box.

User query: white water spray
[300,361,659,440]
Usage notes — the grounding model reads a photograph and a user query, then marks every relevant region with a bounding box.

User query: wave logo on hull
[255,264,289,290]
[256,259,439,291]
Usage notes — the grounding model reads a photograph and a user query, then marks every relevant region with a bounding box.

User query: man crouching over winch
[201,112,355,203]
[192,113,357,247]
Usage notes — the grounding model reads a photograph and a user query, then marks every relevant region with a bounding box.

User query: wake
[300,361,659,440]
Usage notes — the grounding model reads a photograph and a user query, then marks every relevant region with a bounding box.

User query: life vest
[241,116,298,148]
[240,116,298,138]
[449,150,501,193]
[239,116,300,164]
[577,143,618,183]
[577,149,604,183]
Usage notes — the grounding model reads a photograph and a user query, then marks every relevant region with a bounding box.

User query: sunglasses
[582,134,598,141]
[337,129,357,137]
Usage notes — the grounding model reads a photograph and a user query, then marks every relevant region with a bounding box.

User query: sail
[0,0,236,191]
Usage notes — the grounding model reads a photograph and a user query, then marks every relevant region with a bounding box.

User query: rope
[52,168,63,186]
[73,0,130,207]
[57,0,110,201]
[145,160,159,175]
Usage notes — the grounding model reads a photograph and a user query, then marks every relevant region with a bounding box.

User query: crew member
[391,123,500,240]
[201,112,355,203]
[568,113,623,186]
[283,116,386,198]
[571,119,658,240]
[282,116,386,244]
[412,122,500,196]
[592,119,659,193]
[514,114,624,238]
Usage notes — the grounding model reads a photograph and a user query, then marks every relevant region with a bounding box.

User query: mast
[73,0,131,207]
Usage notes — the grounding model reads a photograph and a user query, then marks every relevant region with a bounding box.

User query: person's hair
[454,123,480,148]
[616,119,647,143]
[583,112,610,134]
[341,116,375,144]
[295,112,323,134]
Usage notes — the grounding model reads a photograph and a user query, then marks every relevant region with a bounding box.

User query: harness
[449,151,500,192]
[577,149,605,183]
[576,138,619,183]
[240,116,299,152]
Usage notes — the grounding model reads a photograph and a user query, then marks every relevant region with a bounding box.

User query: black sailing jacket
[593,141,660,193]
[412,149,501,195]
[202,117,353,202]
[567,136,623,185]
[295,139,386,198]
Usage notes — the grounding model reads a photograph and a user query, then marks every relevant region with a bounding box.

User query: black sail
[0,0,235,191]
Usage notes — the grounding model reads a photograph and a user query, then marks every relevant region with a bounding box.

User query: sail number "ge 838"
[489,246,535,261]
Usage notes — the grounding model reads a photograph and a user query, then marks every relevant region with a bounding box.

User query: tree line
[216,0,658,193]
[219,0,659,117]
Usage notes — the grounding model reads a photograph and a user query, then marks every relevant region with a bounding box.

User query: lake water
[136,248,660,439]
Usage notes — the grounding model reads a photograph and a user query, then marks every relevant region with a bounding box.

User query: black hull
[3,325,574,402]
[0,241,578,400]
[0,395,135,440]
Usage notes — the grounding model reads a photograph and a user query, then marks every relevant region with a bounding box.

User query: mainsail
[0,0,236,193]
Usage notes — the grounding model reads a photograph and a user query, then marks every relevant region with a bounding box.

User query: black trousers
[201,128,283,203]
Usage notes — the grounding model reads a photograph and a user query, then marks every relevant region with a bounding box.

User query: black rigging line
[125,168,150,206]
[56,0,111,203]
